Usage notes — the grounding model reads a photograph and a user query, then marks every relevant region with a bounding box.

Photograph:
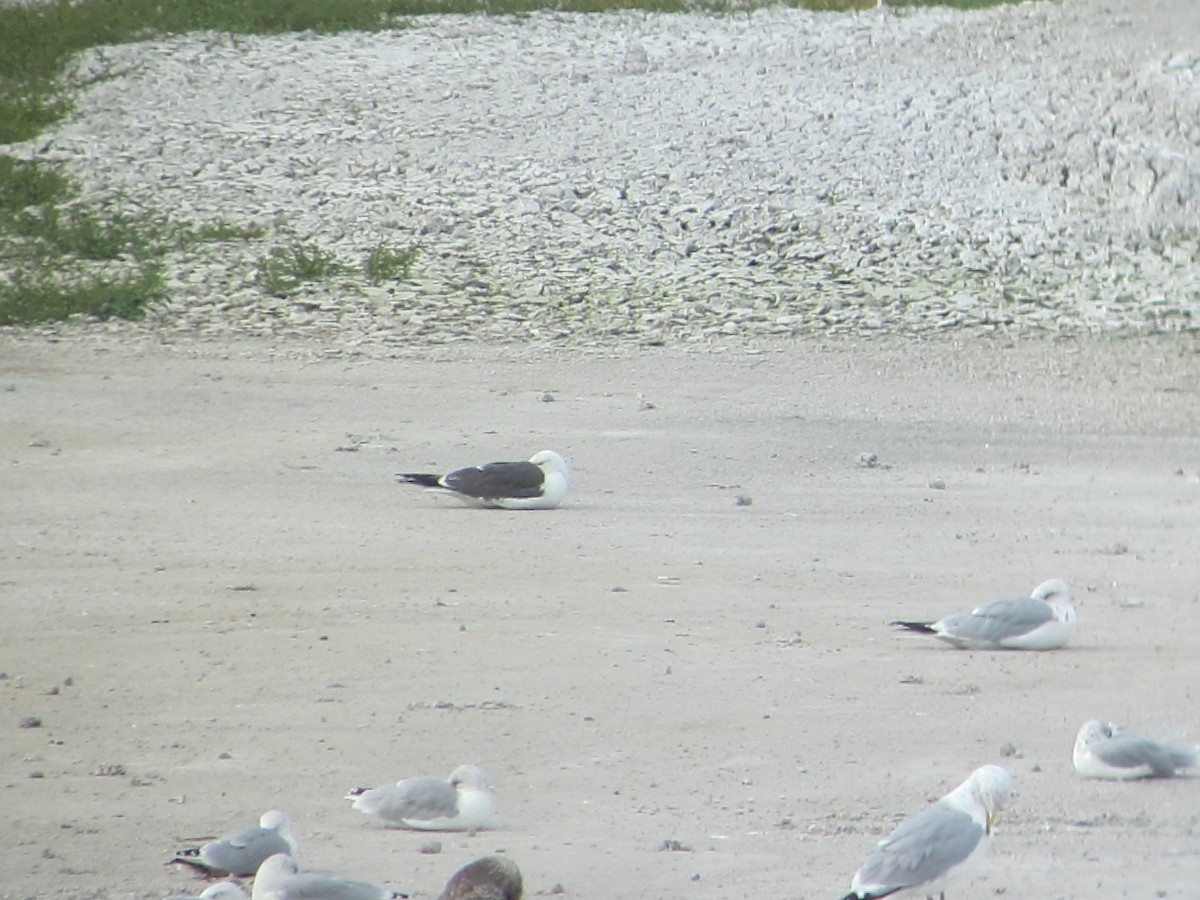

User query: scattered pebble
[734,494,753,506]
[419,840,442,854]
[19,716,42,729]
[999,743,1018,758]
[660,839,692,852]
[92,764,126,777]
[928,479,946,490]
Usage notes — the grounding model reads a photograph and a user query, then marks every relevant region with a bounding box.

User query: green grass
[0,157,71,211]
[365,244,420,284]
[256,242,348,296]
[0,265,165,326]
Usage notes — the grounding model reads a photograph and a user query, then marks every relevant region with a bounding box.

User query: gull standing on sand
[1073,719,1199,779]
[396,450,570,510]
[437,856,523,900]
[839,765,1013,900]
[345,764,494,831]
[889,578,1077,650]
[251,854,405,900]
[173,810,296,876]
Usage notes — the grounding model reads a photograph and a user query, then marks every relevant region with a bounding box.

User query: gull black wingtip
[888,620,937,634]
[396,472,442,488]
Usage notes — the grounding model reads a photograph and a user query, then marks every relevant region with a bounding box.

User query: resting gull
[396,450,569,510]
[839,765,1013,900]
[1073,719,1199,779]
[165,884,249,900]
[437,856,523,900]
[889,578,1077,650]
[173,810,296,876]
[345,764,494,831]
[251,854,406,900]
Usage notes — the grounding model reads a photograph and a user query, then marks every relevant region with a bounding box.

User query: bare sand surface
[2,331,1199,899]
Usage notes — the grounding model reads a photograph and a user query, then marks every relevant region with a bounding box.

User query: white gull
[890,578,1077,650]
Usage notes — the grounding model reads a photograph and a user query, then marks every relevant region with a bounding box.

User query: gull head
[1075,719,1117,751]
[1031,578,1073,606]
[1031,578,1077,627]
[449,764,493,792]
[253,854,300,900]
[529,450,569,480]
[259,810,291,834]
[969,765,1013,832]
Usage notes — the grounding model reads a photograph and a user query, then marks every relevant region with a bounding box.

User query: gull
[345,764,494,831]
[437,856,523,900]
[396,450,570,510]
[173,810,296,876]
[839,765,1013,900]
[251,854,406,900]
[1073,719,1199,779]
[165,884,249,900]
[889,578,1077,650]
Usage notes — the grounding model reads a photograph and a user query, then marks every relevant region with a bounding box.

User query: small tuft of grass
[186,220,268,243]
[0,264,165,326]
[364,244,419,283]
[256,242,347,296]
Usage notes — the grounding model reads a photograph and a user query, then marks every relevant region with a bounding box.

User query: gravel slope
[14,0,1200,345]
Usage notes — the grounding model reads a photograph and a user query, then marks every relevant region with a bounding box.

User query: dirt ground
[2,331,1199,899]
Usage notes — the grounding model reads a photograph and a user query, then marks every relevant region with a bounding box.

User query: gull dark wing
[443,461,544,499]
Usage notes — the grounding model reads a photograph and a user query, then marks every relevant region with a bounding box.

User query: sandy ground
[1,331,1198,899]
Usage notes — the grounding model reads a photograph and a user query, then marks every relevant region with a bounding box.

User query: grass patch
[365,244,420,283]
[0,265,165,326]
[186,220,268,243]
[8,204,160,260]
[0,157,72,211]
[256,242,347,296]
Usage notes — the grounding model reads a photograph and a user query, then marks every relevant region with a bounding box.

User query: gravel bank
[14,0,1200,345]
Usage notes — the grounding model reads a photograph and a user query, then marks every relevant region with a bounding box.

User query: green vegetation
[0,156,165,324]
[256,242,347,296]
[0,266,163,325]
[365,244,421,284]
[0,0,1032,327]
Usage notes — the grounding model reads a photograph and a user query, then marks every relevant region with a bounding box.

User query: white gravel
[16,0,1200,344]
